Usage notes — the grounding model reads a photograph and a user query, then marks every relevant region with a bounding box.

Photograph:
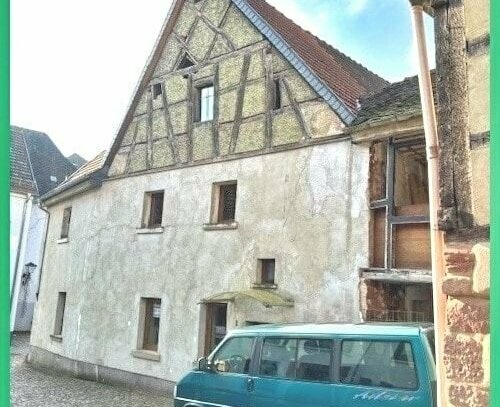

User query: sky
[11,0,435,161]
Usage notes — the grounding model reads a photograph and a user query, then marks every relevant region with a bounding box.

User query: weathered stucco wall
[31,141,369,384]
[108,0,345,178]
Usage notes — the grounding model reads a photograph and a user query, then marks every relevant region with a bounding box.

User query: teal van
[174,323,436,407]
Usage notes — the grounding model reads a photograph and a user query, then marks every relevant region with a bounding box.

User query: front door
[204,303,227,356]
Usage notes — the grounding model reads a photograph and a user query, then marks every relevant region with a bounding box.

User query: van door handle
[246,378,255,392]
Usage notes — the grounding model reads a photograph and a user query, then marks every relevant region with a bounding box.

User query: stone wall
[108,0,344,178]
[432,0,490,405]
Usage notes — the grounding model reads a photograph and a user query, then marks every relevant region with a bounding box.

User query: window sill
[203,222,238,231]
[252,283,278,290]
[136,227,164,235]
[50,334,63,342]
[131,350,161,362]
[57,238,69,244]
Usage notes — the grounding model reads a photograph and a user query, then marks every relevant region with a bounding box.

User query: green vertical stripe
[0,0,9,403]
[491,0,499,406]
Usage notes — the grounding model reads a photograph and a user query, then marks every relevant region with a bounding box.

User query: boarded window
[143,191,164,228]
[213,182,237,223]
[369,139,430,270]
[260,259,276,285]
[196,84,214,122]
[53,292,66,336]
[140,298,161,352]
[273,78,282,110]
[60,207,72,239]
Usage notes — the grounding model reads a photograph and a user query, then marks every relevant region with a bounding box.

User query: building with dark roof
[10,126,77,333]
[67,153,87,169]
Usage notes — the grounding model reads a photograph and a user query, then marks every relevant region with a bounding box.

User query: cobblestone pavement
[11,333,174,407]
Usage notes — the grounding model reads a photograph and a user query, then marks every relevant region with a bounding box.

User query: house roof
[67,153,87,169]
[10,126,77,196]
[351,73,436,128]
[246,0,389,112]
[41,151,107,202]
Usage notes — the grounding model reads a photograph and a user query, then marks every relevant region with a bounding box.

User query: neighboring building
[29,0,401,391]
[10,126,76,332]
[67,153,87,169]
[432,0,490,406]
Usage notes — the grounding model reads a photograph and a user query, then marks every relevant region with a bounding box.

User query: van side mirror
[198,357,212,371]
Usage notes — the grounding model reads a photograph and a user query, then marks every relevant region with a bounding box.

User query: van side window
[296,339,332,382]
[212,337,254,374]
[340,340,418,390]
[259,338,297,379]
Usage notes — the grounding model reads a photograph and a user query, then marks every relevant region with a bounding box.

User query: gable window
[143,191,164,228]
[178,53,195,70]
[211,181,237,224]
[369,138,431,270]
[259,259,276,285]
[272,78,282,110]
[195,83,215,123]
[53,292,66,337]
[60,207,72,239]
[138,298,161,352]
[152,83,162,99]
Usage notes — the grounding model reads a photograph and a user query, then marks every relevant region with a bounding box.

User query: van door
[249,337,335,407]
[335,337,431,407]
[196,336,255,407]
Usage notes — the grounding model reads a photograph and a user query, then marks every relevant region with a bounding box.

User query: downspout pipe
[408,2,446,407]
[36,204,50,301]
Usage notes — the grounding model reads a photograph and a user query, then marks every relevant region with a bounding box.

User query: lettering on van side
[353,391,420,402]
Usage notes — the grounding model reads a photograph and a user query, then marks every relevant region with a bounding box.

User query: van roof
[230,322,434,337]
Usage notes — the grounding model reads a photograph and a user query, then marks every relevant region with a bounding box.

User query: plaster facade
[31,141,370,385]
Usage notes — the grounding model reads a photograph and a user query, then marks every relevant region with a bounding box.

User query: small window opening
[50,175,58,183]
[53,292,67,336]
[178,54,195,70]
[60,207,72,239]
[273,78,282,110]
[152,83,163,99]
[144,191,164,228]
[139,298,161,352]
[212,182,237,223]
[259,259,276,285]
[196,83,215,123]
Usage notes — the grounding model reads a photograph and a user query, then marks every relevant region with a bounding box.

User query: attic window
[50,175,58,183]
[272,79,282,110]
[178,54,195,70]
[152,83,163,99]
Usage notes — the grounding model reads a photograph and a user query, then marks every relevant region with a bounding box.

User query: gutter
[408,2,446,407]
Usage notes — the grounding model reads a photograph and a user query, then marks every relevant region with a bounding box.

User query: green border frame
[491,0,498,405]
[0,0,9,403]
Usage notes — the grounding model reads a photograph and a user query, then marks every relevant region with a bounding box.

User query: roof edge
[232,0,356,124]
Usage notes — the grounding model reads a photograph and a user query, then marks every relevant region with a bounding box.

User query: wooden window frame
[137,297,162,352]
[210,181,237,224]
[143,191,164,229]
[60,207,72,239]
[369,137,431,271]
[194,81,215,123]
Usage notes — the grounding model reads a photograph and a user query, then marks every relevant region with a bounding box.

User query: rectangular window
[259,259,276,285]
[369,139,431,270]
[211,182,237,224]
[196,84,214,123]
[296,339,332,382]
[143,191,164,228]
[152,83,162,99]
[60,207,72,239]
[273,78,282,110]
[53,292,66,336]
[340,340,418,390]
[212,337,254,374]
[139,298,161,352]
[259,338,298,379]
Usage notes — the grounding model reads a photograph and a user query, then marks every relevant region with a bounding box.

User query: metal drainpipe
[36,204,50,301]
[408,2,447,407]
